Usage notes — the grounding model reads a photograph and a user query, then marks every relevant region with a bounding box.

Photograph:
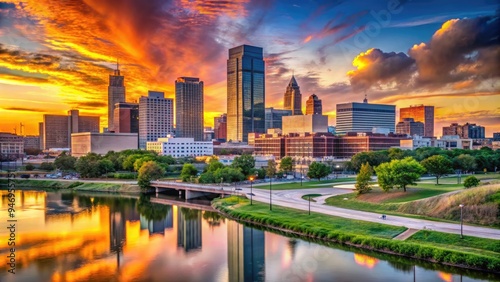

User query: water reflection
[0,190,495,282]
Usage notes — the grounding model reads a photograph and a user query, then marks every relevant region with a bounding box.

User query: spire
[363,93,368,103]
[114,58,120,76]
[289,74,298,86]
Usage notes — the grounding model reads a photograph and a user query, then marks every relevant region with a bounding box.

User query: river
[0,190,496,282]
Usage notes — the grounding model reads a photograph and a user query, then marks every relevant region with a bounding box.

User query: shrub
[67,182,84,189]
[114,172,137,179]
[40,162,55,171]
[464,176,480,188]
[25,164,35,171]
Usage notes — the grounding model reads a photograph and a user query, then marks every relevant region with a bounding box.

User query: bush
[40,162,55,171]
[25,164,35,171]
[464,176,480,188]
[114,172,137,179]
[67,181,84,189]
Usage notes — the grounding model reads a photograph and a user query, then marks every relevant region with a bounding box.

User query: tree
[122,154,143,171]
[388,148,405,160]
[40,162,55,171]
[25,164,35,171]
[307,162,330,181]
[180,163,198,182]
[355,163,372,195]
[98,159,115,175]
[421,155,453,184]
[206,158,224,172]
[133,155,155,172]
[75,153,102,178]
[463,176,480,188]
[198,171,216,183]
[375,157,426,192]
[138,161,165,190]
[213,167,245,183]
[280,156,293,174]
[231,154,255,176]
[156,155,176,165]
[453,154,477,173]
[54,152,76,171]
[266,160,277,179]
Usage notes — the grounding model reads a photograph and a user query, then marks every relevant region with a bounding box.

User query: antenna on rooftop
[363,93,368,103]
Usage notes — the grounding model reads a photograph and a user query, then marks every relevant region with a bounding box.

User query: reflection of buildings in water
[124,206,140,222]
[138,208,172,236]
[177,208,202,252]
[44,192,87,221]
[353,253,379,269]
[110,211,126,252]
[227,221,265,282]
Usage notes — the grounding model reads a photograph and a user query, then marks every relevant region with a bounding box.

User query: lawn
[301,194,322,202]
[255,177,355,190]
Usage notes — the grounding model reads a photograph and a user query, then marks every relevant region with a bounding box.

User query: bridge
[150,197,216,212]
[150,181,243,199]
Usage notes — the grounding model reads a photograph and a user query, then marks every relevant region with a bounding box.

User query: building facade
[42,110,99,150]
[139,91,174,149]
[305,94,322,115]
[108,63,126,132]
[227,45,265,142]
[71,132,138,157]
[336,100,395,134]
[400,136,445,150]
[23,135,40,151]
[399,105,434,137]
[0,132,24,160]
[493,132,500,141]
[282,115,328,135]
[442,123,485,139]
[146,137,213,158]
[214,114,227,141]
[175,77,204,141]
[265,107,292,130]
[113,102,139,133]
[396,118,425,136]
[283,75,302,115]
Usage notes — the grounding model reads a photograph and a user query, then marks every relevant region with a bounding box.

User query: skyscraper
[305,94,322,115]
[265,107,292,130]
[114,102,139,133]
[283,75,302,115]
[399,105,434,137]
[42,110,99,149]
[175,77,204,141]
[227,45,265,143]
[336,99,395,134]
[108,62,126,132]
[442,123,485,139]
[138,91,174,149]
[214,114,227,141]
[396,118,424,136]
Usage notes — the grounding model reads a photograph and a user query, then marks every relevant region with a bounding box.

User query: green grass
[255,177,355,190]
[301,194,322,202]
[0,179,141,192]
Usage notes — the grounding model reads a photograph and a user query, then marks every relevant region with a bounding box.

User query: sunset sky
[0,0,499,136]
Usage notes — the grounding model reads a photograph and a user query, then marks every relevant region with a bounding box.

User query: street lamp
[249,176,254,205]
[269,176,272,211]
[308,195,311,215]
[459,204,464,239]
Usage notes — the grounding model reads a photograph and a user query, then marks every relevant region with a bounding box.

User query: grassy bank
[301,194,321,202]
[213,196,500,272]
[255,177,355,190]
[0,179,141,192]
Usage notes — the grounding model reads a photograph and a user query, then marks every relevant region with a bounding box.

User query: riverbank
[213,196,500,273]
[0,178,141,192]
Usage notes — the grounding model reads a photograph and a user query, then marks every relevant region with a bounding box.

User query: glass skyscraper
[227,45,265,142]
[175,77,204,141]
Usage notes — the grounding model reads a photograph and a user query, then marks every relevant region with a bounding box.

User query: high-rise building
[283,75,302,115]
[265,107,292,130]
[23,136,40,151]
[227,45,265,142]
[396,118,425,136]
[305,94,322,115]
[399,105,434,137]
[42,110,99,149]
[336,99,395,134]
[442,123,485,139]
[493,132,500,141]
[282,115,328,134]
[214,114,227,141]
[175,77,204,141]
[138,91,174,149]
[108,62,126,132]
[38,122,44,149]
[114,102,139,133]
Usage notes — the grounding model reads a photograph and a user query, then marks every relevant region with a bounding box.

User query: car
[63,175,71,180]
[20,174,30,179]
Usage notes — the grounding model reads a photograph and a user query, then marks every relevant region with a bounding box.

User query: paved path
[393,228,420,240]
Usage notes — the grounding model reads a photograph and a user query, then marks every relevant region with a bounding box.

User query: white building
[139,91,174,149]
[71,132,138,157]
[147,137,213,158]
[440,135,473,150]
[400,136,445,150]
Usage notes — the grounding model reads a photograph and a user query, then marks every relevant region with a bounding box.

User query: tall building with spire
[108,61,126,132]
[283,75,302,115]
[305,94,322,115]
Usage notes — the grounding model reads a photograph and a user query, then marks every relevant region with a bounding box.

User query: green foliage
[375,157,426,192]
[266,159,277,178]
[355,163,373,195]
[421,155,453,185]
[122,154,143,171]
[133,155,155,172]
[198,171,216,183]
[98,159,115,174]
[350,151,390,171]
[307,162,331,181]
[67,181,84,189]
[231,154,255,176]
[256,168,266,179]
[156,155,176,165]
[137,161,165,190]
[453,154,477,172]
[54,152,76,171]
[214,167,245,183]
[463,176,480,188]
[180,163,198,182]
[39,162,55,171]
[206,158,224,172]
[25,164,35,171]
[136,195,171,221]
[280,156,293,173]
[113,172,137,179]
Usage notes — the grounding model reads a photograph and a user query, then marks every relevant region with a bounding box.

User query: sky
[0,0,499,136]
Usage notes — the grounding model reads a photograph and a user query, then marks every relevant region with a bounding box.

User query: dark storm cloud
[2,107,46,112]
[0,2,15,10]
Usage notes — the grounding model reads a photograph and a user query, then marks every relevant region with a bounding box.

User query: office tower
[305,94,322,115]
[336,99,395,134]
[399,105,434,137]
[283,75,302,115]
[493,132,500,141]
[177,208,202,252]
[38,122,44,149]
[114,102,139,133]
[442,123,485,139]
[23,136,40,151]
[265,107,292,130]
[282,115,328,134]
[42,110,99,149]
[227,45,265,142]
[214,114,227,141]
[108,62,126,132]
[175,77,204,141]
[396,118,424,136]
[138,91,174,149]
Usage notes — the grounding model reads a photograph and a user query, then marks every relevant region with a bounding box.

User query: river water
[0,190,496,282]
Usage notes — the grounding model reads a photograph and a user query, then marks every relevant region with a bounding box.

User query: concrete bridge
[150,197,216,212]
[150,181,240,199]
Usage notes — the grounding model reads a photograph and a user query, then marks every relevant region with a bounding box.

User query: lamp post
[308,195,311,215]
[249,176,254,205]
[459,204,464,239]
[269,176,272,211]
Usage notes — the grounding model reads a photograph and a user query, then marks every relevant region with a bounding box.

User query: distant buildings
[227,45,265,142]
[396,118,424,136]
[336,99,395,134]
[108,63,126,132]
[265,107,292,130]
[175,77,204,141]
[399,105,434,137]
[146,137,213,158]
[440,135,473,149]
[41,110,99,150]
[442,123,485,139]
[493,132,500,141]
[214,114,227,142]
[305,94,322,115]
[23,135,40,151]
[0,132,24,159]
[282,115,328,135]
[71,132,138,157]
[113,102,139,133]
[400,136,445,150]
[139,91,174,149]
[283,75,302,115]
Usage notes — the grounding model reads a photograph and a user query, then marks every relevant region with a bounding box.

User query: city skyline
[0,0,499,136]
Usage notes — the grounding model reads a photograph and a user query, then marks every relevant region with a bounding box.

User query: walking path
[393,228,420,240]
